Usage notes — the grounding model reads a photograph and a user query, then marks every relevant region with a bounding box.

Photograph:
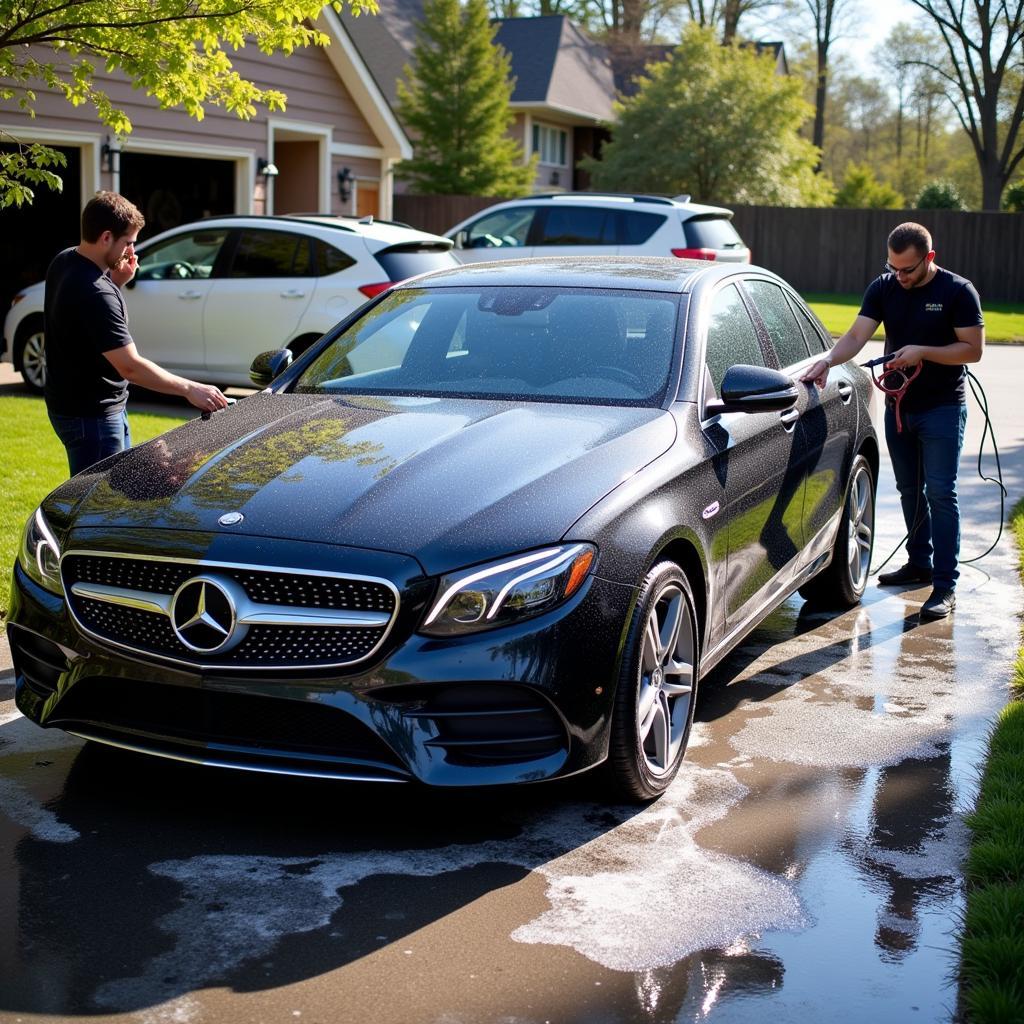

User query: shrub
[1004,183,1024,212]
[915,180,968,210]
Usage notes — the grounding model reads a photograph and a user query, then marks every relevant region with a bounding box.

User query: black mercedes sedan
[8,257,877,801]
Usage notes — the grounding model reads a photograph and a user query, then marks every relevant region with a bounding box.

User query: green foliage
[833,162,905,208]
[581,25,832,206]
[1004,183,1024,212]
[0,134,66,209]
[958,497,1024,1022]
[395,0,536,196]
[916,179,968,210]
[0,0,376,207]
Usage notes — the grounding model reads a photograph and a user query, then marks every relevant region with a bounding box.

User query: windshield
[292,286,681,406]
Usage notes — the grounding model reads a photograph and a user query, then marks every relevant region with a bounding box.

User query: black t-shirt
[43,247,133,416]
[859,266,984,412]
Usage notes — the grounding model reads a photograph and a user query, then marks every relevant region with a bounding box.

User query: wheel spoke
[639,686,660,741]
[658,591,682,667]
[663,658,694,693]
[642,616,660,672]
[652,693,672,769]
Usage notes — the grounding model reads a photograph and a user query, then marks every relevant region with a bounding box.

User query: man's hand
[885,345,925,369]
[185,381,229,414]
[110,246,138,288]
[800,358,831,388]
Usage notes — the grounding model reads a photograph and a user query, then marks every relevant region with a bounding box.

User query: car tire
[607,561,700,802]
[15,316,46,393]
[798,454,875,608]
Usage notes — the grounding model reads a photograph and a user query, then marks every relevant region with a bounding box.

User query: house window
[532,124,568,167]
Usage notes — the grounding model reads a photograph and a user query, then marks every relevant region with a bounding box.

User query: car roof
[394,255,757,293]
[150,214,451,247]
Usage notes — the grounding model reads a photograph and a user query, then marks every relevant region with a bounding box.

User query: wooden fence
[394,194,1024,303]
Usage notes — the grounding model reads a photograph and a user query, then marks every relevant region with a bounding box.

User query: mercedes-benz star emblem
[218,512,244,526]
[170,577,239,653]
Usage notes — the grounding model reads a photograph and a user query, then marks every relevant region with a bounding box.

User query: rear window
[683,216,745,251]
[292,286,680,406]
[374,245,456,282]
[619,211,667,245]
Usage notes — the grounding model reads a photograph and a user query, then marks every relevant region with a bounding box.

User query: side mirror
[249,348,293,389]
[706,364,799,415]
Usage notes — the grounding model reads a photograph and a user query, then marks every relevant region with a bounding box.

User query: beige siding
[2,43,379,150]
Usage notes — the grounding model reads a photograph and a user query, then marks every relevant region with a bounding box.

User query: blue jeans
[884,402,967,591]
[48,408,131,477]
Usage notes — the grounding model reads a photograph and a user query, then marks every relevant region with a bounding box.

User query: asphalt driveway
[1,343,1022,1024]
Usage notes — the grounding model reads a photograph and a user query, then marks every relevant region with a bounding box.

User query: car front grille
[61,552,400,670]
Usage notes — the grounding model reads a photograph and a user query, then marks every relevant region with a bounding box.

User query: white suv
[446,193,750,265]
[2,214,456,391]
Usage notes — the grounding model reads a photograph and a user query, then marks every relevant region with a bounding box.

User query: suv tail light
[671,248,717,260]
[359,282,395,298]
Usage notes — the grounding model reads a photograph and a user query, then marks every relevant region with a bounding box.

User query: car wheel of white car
[16,320,46,393]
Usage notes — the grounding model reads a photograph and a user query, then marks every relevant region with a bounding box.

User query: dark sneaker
[921,588,956,619]
[878,562,933,587]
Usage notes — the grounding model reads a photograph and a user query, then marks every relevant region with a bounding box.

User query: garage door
[120,153,235,242]
[0,144,81,324]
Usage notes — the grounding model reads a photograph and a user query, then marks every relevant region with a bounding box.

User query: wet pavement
[1,344,1022,1024]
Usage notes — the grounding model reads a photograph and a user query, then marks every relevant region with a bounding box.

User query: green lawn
[958,497,1024,1022]
[803,293,1024,344]
[0,395,187,618]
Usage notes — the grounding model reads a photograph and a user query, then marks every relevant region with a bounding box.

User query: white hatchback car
[2,214,457,391]
[446,193,751,265]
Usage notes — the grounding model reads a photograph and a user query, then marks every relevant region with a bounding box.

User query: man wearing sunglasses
[800,222,985,620]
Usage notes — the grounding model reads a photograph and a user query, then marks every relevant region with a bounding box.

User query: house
[0,7,411,314]
[342,9,616,193]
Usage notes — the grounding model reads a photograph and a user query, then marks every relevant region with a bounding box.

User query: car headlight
[18,507,63,595]
[419,543,596,637]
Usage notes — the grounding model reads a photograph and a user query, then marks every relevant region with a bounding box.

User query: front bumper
[7,535,635,788]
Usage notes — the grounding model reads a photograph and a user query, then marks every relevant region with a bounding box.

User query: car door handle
[280,289,306,299]
[837,381,853,404]
[179,290,203,300]
[779,408,799,431]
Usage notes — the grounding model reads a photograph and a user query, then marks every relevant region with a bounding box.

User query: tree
[395,0,535,196]
[906,0,1024,209]
[834,162,904,207]
[581,24,834,205]
[0,0,376,208]
[792,0,860,169]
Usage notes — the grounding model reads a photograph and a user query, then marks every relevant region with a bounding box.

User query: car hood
[53,392,676,574]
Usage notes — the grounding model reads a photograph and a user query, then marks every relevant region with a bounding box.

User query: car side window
[745,280,810,367]
[619,211,666,245]
[135,229,229,281]
[314,239,357,277]
[704,284,765,395]
[228,230,312,278]
[536,206,616,246]
[786,294,831,353]
[465,208,536,249]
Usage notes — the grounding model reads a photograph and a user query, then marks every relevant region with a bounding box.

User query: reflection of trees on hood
[180,413,394,511]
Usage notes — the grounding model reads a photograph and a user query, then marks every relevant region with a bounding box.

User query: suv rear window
[374,245,456,282]
[683,216,744,250]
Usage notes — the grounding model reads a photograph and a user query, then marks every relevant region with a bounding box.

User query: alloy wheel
[21,331,47,390]
[637,583,696,776]
[846,463,874,592]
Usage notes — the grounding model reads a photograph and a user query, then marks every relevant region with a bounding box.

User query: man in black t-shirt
[800,222,985,620]
[44,191,227,476]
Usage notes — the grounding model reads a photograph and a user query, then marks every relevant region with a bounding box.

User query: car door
[202,228,315,380]
[454,206,538,263]
[784,287,856,546]
[700,282,807,628]
[741,277,834,554]
[126,226,230,373]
